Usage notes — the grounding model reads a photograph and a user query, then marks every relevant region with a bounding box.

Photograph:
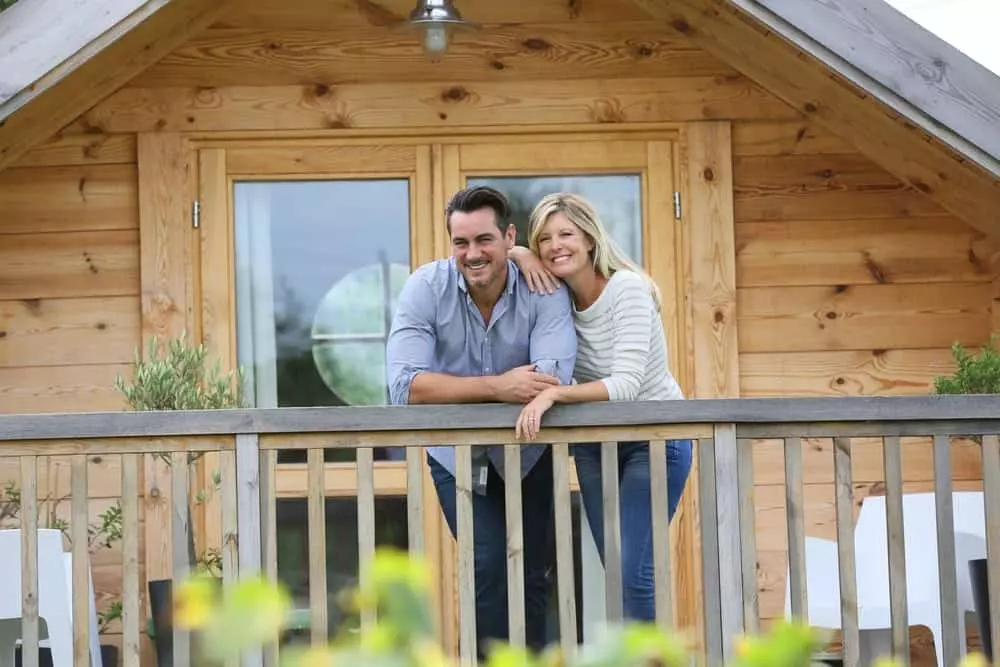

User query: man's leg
[428,454,509,659]
[519,448,555,653]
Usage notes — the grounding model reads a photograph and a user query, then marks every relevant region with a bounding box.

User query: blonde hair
[528,192,662,311]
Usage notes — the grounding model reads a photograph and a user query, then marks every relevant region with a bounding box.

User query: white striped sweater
[572,270,685,402]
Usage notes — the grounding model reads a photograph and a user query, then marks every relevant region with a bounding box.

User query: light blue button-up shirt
[386,257,577,479]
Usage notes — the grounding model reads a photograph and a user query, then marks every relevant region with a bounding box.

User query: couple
[385,185,692,657]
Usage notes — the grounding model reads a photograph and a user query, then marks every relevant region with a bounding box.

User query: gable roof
[0,0,228,170]
[632,0,1000,239]
[1,0,998,236]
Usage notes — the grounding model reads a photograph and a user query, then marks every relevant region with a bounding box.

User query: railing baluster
[882,436,909,664]
[601,441,623,623]
[784,437,807,621]
[981,434,1000,658]
[504,444,525,646]
[20,455,38,667]
[932,434,961,665]
[833,437,859,667]
[121,454,141,667]
[649,439,674,630]
[455,445,477,667]
[236,434,264,667]
[258,449,279,667]
[737,437,759,633]
[406,446,425,555]
[699,437,723,667]
[221,450,239,588]
[170,451,190,667]
[714,424,743,661]
[552,443,577,657]
[71,455,89,667]
[357,447,376,631]
[307,447,328,646]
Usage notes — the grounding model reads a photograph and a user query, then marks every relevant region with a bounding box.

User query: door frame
[189,124,701,652]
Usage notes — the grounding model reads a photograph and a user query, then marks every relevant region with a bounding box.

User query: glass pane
[233,179,411,461]
[277,496,409,640]
[468,175,643,264]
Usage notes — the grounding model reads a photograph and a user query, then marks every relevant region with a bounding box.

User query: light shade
[402,0,478,61]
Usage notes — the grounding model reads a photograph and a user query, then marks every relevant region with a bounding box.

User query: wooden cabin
[1,0,999,664]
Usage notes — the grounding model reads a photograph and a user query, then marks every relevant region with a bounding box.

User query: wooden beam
[629,0,1000,241]
[0,0,231,172]
[748,0,1000,168]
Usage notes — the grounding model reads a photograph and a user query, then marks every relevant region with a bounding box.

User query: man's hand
[489,364,559,403]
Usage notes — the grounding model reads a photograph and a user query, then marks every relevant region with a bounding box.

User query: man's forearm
[408,372,497,404]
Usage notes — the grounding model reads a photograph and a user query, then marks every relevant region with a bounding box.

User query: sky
[885,0,1000,74]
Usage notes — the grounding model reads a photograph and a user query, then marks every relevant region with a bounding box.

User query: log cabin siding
[1,1,996,659]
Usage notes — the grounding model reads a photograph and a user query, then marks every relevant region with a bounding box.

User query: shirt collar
[453,257,519,296]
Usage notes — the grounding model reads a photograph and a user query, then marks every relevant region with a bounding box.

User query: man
[386,185,577,656]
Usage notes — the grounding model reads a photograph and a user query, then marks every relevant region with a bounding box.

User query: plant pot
[969,557,993,661]
[148,578,173,667]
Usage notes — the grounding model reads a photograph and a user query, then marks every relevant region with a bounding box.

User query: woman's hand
[509,246,559,295]
[515,388,556,441]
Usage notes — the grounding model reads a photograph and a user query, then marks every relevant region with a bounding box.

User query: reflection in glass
[468,175,643,263]
[234,179,410,415]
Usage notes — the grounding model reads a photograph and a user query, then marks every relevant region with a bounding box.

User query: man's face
[449,207,515,293]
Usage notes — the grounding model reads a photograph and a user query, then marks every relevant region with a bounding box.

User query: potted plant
[114,332,244,667]
[932,334,1000,661]
[1,481,125,666]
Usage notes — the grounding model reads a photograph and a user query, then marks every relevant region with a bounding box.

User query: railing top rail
[2,395,1000,442]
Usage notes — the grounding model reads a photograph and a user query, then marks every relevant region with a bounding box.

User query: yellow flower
[735,634,752,659]
[959,653,990,667]
[413,638,451,667]
[172,576,216,629]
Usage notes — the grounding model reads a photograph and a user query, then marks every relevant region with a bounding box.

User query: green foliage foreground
[170,548,991,667]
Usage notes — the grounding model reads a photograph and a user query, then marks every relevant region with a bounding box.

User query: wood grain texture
[0,364,131,413]
[737,282,991,353]
[212,0,655,29]
[132,23,734,88]
[0,296,140,368]
[731,120,850,157]
[137,133,189,342]
[0,452,129,498]
[628,0,1000,240]
[739,348,958,397]
[13,134,137,169]
[753,0,1000,164]
[0,230,139,300]
[0,0,232,171]
[750,436,983,486]
[734,153,945,222]
[735,217,998,288]
[226,144,417,175]
[686,121,739,398]
[69,76,798,135]
[0,164,138,235]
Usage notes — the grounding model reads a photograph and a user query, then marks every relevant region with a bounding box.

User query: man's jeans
[573,439,693,621]
[428,449,553,658]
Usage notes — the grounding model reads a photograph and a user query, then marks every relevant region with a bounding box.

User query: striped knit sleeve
[601,272,655,401]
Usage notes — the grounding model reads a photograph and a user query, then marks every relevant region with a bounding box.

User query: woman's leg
[574,440,694,621]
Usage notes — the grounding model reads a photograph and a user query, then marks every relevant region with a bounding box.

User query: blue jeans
[573,439,693,621]
[428,449,553,658]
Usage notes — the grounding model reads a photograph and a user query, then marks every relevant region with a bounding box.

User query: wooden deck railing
[1,395,1000,667]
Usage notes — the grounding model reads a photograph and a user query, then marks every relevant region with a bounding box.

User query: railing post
[236,433,263,667]
[714,424,744,661]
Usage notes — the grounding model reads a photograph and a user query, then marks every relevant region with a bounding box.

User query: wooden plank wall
[0,133,143,656]
[732,119,997,655]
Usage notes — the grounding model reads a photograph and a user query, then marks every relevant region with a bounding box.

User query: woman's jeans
[573,439,694,621]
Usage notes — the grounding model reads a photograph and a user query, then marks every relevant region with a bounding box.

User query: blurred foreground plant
[176,548,996,667]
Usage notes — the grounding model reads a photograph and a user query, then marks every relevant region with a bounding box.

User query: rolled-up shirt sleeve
[386,273,437,405]
[529,284,577,386]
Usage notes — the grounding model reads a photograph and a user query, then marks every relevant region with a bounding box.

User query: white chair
[0,529,103,667]
[785,492,988,667]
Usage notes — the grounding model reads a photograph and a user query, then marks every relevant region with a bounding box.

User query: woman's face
[535,211,595,280]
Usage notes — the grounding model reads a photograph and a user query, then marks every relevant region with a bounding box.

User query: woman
[510,192,692,622]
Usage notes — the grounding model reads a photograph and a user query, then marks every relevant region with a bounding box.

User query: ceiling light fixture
[402,0,478,61]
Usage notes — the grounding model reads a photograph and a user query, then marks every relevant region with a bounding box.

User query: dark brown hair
[445,185,510,234]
